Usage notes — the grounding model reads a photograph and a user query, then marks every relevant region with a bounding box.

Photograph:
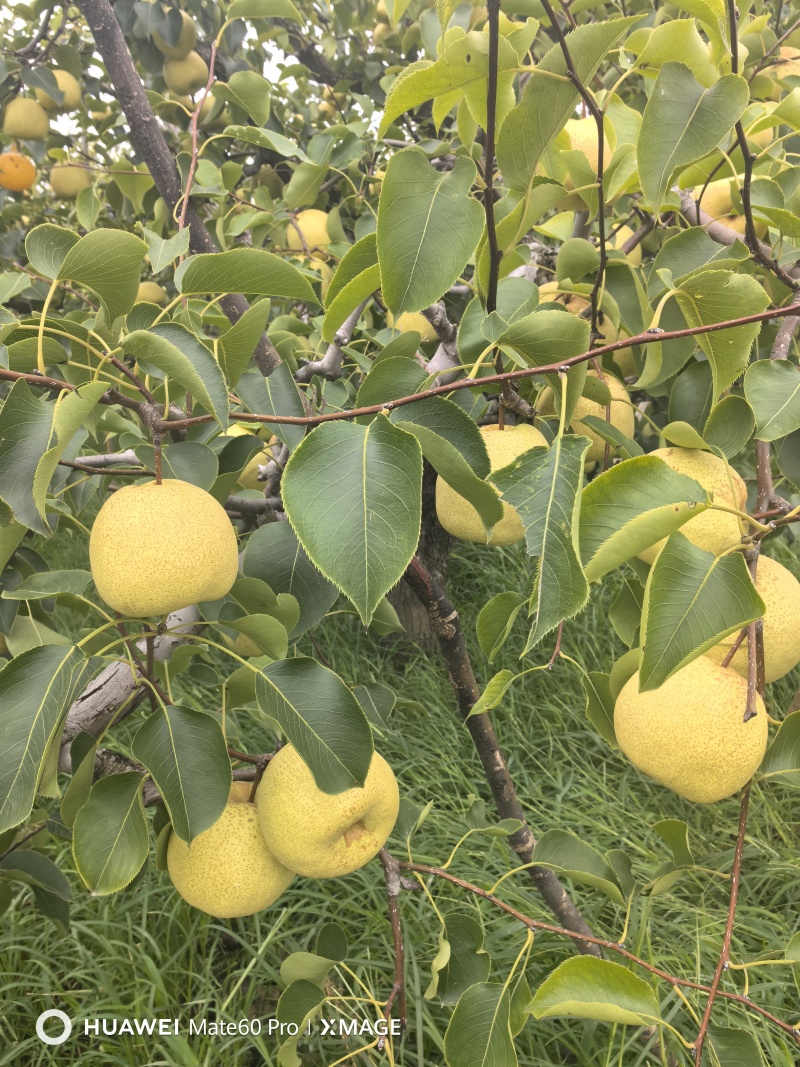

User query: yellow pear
[89,479,239,617]
[769,46,800,97]
[3,98,50,141]
[136,281,168,305]
[565,116,611,179]
[721,213,769,239]
[436,423,547,546]
[153,11,198,59]
[35,70,82,113]
[0,151,36,192]
[538,370,633,464]
[163,51,209,96]
[167,782,294,917]
[706,555,800,683]
[698,176,736,219]
[50,164,92,198]
[615,656,768,803]
[386,309,438,342]
[637,448,747,565]
[256,744,400,878]
[286,208,330,253]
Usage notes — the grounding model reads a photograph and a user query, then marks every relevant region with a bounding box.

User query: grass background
[1,520,800,1066]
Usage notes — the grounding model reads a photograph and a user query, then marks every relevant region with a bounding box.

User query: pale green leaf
[72,773,148,895]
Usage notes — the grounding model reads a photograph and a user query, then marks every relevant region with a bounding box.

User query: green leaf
[325,233,378,309]
[221,614,288,659]
[321,264,380,342]
[24,224,80,279]
[217,300,272,386]
[141,227,190,274]
[708,1028,765,1067]
[477,591,526,661]
[745,359,800,441]
[222,125,310,162]
[433,914,491,1006]
[276,981,327,1067]
[176,248,317,304]
[443,983,516,1067]
[653,819,695,868]
[530,957,661,1026]
[579,456,709,582]
[57,229,147,322]
[256,658,373,792]
[582,671,617,748]
[227,0,302,18]
[354,682,396,730]
[497,17,641,193]
[491,435,590,651]
[675,271,769,399]
[72,772,148,895]
[1,569,92,600]
[638,64,749,214]
[640,532,764,691]
[498,308,591,367]
[531,829,625,905]
[131,705,231,844]
[379,31,519,138]
[242,522,338,637]
[111,162,154,214]
[212,70,271,125]
[60,733,97,829]
[356,356,427,408]
[0,645,91,833]
[760,710,800,787]
[703,395,754,458]
[377,149,484,316]
[609,575,645,647]
[123,323,229,429]
[0,849,71,901]
[282,417,422,625]
[0,380,107,534]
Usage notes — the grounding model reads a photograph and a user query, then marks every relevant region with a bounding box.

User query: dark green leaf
[176,248,317,304]
[256,658,373,792]
[131,705,231,844]
[72,772,148,894]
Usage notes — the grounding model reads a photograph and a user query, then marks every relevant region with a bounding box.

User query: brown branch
[399,858,800,1046]
[152,302,800,431]
[402,556,601,954]
[378,849,407,1046]
[483,0,502,313]
[294,297,370,383]
[77,0,281,373]
[178,42,218,232]
[692,786,752,1064]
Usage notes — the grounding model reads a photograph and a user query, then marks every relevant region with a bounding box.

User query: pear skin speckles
[614,656,768,803]
[90,479,239,617]
[255,744,400,878]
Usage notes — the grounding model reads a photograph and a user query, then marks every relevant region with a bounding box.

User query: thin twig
[378,850,407,1047]
[692,787,752,1063]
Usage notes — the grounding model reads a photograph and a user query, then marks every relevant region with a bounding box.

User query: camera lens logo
[36,1010,72,1046]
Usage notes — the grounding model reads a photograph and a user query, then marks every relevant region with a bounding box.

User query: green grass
[2,527,800,1066]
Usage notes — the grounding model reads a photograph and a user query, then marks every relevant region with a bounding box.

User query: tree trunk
[389,462,451,650]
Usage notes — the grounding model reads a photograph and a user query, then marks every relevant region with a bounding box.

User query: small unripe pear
[136,281,168,305]
[89,479,239,617]
[153,11,198,59]
[50,165,92,199]
[615,656,767,803]
[436,424,548,546]
[35,70,82,113]
[256,745,400,878]
[168,782,294,918]
[163,51,209,96]
[3,98,50,141]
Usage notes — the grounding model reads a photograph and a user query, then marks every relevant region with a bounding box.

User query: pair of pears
[167,745,400,918]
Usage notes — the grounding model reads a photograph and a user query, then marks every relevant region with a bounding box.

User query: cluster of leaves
[3,0,800,1061]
